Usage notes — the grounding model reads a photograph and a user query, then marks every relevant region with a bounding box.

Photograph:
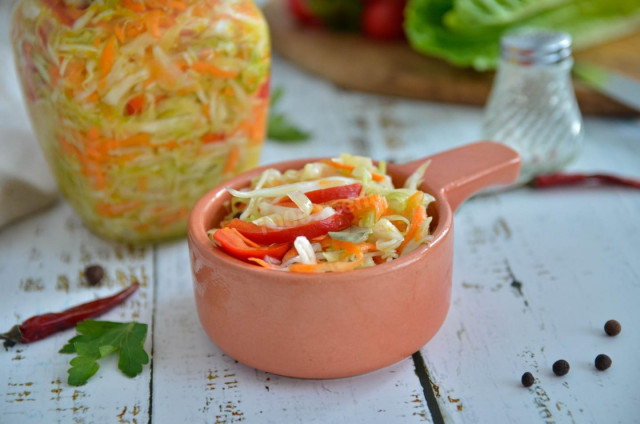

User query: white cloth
[0,0,59,230]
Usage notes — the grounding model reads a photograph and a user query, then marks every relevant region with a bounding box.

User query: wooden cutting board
[263,0,640,116]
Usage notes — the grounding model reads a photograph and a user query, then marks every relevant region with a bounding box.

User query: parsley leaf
[60,320,149,386]
[267,87,311,143]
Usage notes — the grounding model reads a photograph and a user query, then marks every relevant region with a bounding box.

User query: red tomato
[362,0,406,40]
[227,207,354,245]
[287,0,323,26]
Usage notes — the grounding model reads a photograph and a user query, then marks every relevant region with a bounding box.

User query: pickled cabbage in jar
[11,0,270,242]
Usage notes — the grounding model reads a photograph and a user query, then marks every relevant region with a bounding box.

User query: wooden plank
[0,203,153,423]
[419,129,640,422]
[264,0,640,116]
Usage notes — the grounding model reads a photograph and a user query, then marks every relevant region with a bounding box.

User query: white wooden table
[2,52,639,423]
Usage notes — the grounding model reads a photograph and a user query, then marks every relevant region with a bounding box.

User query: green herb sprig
[60,320,149,386]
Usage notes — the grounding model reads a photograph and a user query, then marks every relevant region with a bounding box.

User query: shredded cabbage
[212,154,436,272]
[12,0,270,242]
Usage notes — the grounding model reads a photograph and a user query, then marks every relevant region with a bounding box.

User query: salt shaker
[482,30,583,184]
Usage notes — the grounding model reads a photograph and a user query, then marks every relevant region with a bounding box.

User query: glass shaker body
[482,32,583,184]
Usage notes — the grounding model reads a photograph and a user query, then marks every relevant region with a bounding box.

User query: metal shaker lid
[501,29,572,66]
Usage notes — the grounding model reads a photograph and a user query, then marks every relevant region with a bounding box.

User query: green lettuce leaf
[405,0,640,70]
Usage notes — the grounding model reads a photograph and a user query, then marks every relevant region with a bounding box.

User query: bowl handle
[400,141,521,212]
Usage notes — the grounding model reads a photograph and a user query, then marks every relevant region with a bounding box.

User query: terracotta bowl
[188,141,521,379]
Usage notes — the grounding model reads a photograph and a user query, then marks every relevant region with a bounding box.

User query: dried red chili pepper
[1,282,139,348]
[532,173,640,189]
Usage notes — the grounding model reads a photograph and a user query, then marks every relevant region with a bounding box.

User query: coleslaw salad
[209,154,435,272]
[11,0,270,242]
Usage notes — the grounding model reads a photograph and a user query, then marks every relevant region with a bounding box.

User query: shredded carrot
[334,194,388,221]
[85,92,100,104]
[198,49,215,60]
[64,60,85,86]
[48,65,60,87]
[96,201,141,217]
[134,223,150,232]
[248,258,281,270]
[149,58,176,88]
[86,168,106,190]
[158,207,189,228]
[406,191,424,211]
[325,159,387,183]
[137,176,148,191]
[202,132,226,143]
[114,25,125,43]
[229,228,261,248]
[42,0,80,26]
[125,95,146,115]
[202,103,210,119]
[191,61,238,79]
[164,140,179,150]
[118,133,151,148]
[250,101,268,144]
[282,246,298,263]
[145,11,163,38]
[223,146,240,174]
[330,239,363,259]
[397,205,427,254]
[290,259,364,273]
[124,21,146,39]
[122,0,145,13]
[98,36,117,89]
[167,0,187,12]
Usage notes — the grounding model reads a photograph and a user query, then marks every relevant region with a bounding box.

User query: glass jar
[11,0,270,243]
[482,30,583,184]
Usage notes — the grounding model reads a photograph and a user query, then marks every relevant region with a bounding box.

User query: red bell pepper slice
[304,183,362,204]
[227,207,354,245]
[213,228,290,262]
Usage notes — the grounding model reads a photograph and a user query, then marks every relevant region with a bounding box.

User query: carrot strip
[118,133,151,148]
[114,25,125,43]
[125,95,146,115]
[250,101,268,144]
[248,258,281,270]
[229,228,261,248]
[282,246,298,263]
[333,194,388,221]
[99,36,117,89]
[64,60,86,86]
[124,21,146,39]
[48,65,60,87]
[158,207,189,228]
[96,201,141,217]
[202,132,226,143]
[290,259,363,273]
[223,146,239,174]
[122,0,145,13]
[137,176,148,191]
[191,61,238,78]
[397,205,427,254]
[324,160,387,182]
[330,239,363,259]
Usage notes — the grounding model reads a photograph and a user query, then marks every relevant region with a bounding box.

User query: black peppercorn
[604,320,621,336]
[595,354,612,371]
[85,265,105,286]
[552,359,570,376]
[521,372,535,387]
